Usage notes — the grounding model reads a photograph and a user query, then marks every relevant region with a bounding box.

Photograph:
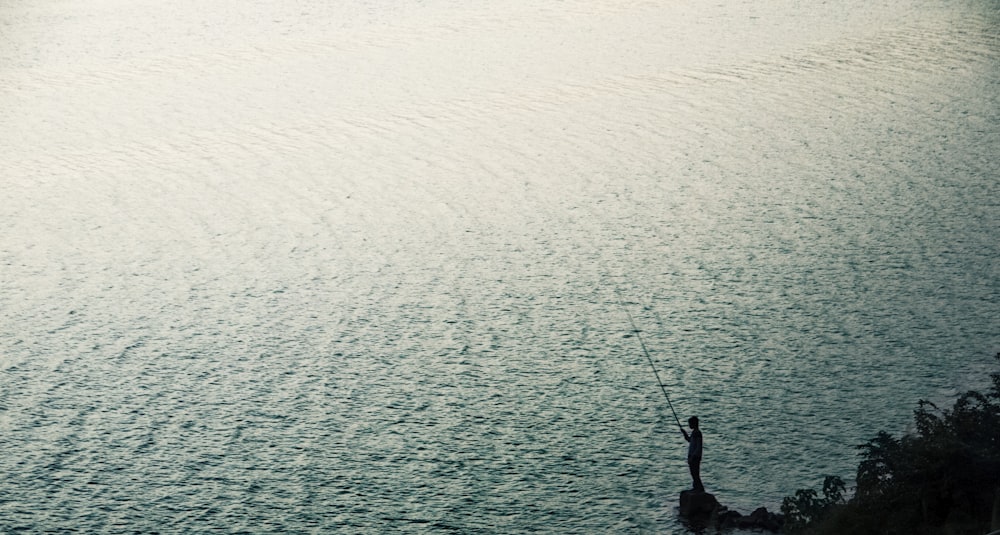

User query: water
[2,0,998,532]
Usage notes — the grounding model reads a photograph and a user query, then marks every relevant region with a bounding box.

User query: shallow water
[2,0,999,532]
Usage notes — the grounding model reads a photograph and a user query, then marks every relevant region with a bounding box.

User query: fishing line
[615,289,684,433]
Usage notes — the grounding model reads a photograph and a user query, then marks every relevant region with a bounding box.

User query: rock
[749,506,770,523]
[734,506,784,532]
[679,490,721,517]
[716,508,743,529]
[678,491,784,532]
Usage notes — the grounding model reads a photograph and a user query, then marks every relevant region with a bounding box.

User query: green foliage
[780,476,846,532]
[783,353,1000,534]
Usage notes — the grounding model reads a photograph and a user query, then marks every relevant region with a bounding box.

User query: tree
[781,476,846,532]
[783,353,1000,534]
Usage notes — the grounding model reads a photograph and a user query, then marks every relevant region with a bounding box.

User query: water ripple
[2,0,999,533]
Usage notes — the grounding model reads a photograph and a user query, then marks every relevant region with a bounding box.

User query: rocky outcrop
[679,490,784,533]
[679,490,721,516]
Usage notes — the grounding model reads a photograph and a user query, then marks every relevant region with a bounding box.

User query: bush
[782,353,1000,534]
[781,476,846,531]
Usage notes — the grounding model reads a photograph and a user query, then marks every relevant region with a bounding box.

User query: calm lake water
[2,0,998,532]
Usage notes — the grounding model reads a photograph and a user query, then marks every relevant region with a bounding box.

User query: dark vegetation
[781,353,1000,535]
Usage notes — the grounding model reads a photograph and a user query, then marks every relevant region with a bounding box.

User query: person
[681,416,704,492]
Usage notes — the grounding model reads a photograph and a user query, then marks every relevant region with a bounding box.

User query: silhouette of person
[682,416,704,492]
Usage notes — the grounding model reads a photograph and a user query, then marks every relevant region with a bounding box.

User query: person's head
[688,416,699,430]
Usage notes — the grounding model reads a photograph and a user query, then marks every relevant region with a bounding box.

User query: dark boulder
[678,492,784,533]
[716,508,743,529]
[735,506,784,532]
[679,490,721,517]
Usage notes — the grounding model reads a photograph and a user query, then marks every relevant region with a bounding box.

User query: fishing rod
[615,290,685,434]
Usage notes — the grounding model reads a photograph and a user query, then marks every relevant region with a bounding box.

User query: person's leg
[689,456,704,492]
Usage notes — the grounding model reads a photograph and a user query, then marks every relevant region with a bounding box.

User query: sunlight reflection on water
[1,0,998,532]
